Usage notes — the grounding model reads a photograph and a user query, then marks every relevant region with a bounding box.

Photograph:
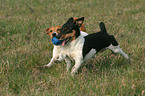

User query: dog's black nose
[52,33,56,37]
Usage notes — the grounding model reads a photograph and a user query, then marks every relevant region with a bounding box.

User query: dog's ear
[74,17,84,27]
[67,17,74,23]
[45,28,49,34]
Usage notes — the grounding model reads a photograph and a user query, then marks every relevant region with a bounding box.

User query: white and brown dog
[44,17,88,68]
[53,17,129,76]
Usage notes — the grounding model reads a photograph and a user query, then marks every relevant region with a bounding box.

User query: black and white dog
[50,17,129,76]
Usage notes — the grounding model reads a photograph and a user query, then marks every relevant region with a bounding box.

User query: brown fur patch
[45,17,86,45]
[45,26,61,39]
[60,30,76,41]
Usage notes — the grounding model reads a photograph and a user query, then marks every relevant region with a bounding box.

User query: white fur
[44,31,129,76]
[107,44,129,59]
[44,31,88,68]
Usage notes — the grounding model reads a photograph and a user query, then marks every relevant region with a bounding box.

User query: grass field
[0,0,145,95]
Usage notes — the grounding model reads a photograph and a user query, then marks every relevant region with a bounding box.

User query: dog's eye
[65,27,68,30]
[50,30,52,32]
[66,30,73,34]
[70,30,73,33]
[64,27,69,31]
[57,29,61,31]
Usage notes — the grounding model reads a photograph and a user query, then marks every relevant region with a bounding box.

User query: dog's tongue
[62,41,65,46]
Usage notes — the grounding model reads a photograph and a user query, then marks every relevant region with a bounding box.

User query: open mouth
[62,37,72,46]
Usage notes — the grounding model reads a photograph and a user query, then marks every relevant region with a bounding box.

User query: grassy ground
[0,0,145,95]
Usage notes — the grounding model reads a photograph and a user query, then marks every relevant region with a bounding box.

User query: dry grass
[0,0,145,95]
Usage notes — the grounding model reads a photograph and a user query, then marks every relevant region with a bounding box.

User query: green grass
[0,0,145,95]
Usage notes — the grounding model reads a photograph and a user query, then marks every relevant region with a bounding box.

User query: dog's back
[82,22,118,58]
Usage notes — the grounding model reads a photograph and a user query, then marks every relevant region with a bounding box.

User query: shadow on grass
[38,60,66,74]
[37,52,131,76]
[79,53,131,75]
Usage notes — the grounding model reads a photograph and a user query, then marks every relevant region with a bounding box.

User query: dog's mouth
[62,37,72,46]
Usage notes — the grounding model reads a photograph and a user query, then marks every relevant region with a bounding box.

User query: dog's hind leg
[108,35,129,59]
[108,44,129,59]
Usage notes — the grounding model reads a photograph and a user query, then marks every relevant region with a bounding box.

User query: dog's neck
[67,30,87,47]
[62,33,84,49]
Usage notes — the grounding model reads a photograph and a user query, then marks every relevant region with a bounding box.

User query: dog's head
[45,26,61,39]
[57,17,84,46]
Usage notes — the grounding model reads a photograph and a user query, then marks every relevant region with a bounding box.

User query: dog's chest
[61,35,84,59]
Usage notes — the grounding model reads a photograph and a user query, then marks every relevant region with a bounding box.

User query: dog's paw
[71,70,75,77]
[43,64,51,68]
[57,58,64,62]
[125,55,129,60]
[54,60,61,63]
[67,68,70,72]
[71,69,78,76]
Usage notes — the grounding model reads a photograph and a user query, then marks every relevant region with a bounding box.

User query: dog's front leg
[65,57,71,72]
[57,53,65,62]
[71,60,83,76]
[44,57,56,67]
[44,46,61,67]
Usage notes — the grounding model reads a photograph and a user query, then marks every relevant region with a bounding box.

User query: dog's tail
[99,22,107,33]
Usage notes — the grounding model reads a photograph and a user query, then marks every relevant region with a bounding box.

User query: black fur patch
[82,22,119,58]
